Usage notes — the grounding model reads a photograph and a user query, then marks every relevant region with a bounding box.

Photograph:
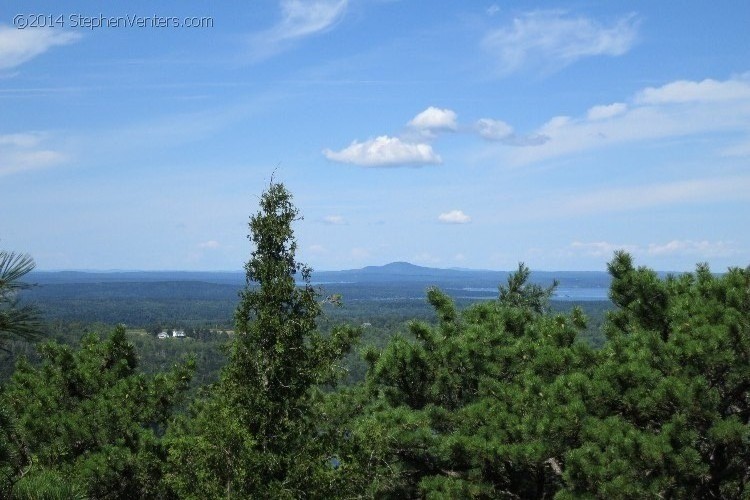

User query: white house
[157,332,169,339]
[172,330,186,338]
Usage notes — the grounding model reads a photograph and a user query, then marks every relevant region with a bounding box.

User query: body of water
[460,287,609,301]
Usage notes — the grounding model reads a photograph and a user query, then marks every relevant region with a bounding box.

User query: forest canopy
[1,183,748,499]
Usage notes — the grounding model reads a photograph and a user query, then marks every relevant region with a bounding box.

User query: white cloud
[504,75,750,166]
[636,77,750,104]
[408,107,458,131]
[475,118,549,146]
[198,240,220,249]
[322,215,346,225]
[323,135,441,167]
[540,116,572,132]
[438,210,471,224]
[587,102,627,120]
[476,118,513,140]
[250,0,348,60]
[482,11,638,75]
[276,0,347,39]
[0,132,66,177]
[0,25,80,70]
[327,76,750,171]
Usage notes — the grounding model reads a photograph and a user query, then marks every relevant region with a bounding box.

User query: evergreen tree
[1,325,193,498]
[335,267,590,498]
[4,192,747,499]
[561,253,750,499]
[166,182,359,498]
[0,250,42,352]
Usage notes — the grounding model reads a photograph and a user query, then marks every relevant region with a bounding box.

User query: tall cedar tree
[165,182,358,498]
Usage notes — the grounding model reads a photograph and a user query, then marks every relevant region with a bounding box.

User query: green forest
[1,183,748,499]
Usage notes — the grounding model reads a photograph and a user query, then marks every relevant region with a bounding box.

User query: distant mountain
[29,263,612,291]
[359,261,438,274]
[315,261,482,283]
[26,263,613,303]
[314,263,612,293]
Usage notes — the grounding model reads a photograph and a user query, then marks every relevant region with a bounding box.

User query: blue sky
[1,1,749,272]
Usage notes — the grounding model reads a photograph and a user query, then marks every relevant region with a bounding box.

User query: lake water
[460,287,609,301]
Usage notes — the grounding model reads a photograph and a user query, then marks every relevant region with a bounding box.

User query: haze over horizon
[29,259,691,275]
[2,1,749,272]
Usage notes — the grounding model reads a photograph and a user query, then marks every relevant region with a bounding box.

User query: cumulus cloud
[249,0,348,60]
[323,135,441,167]
[322,215,346,225]
[438,210,471,224]
[0,25,80,70]
[325,107,454,166]
[475,118,549,146]
[408,107,458,132]
[587,102,627,120]
[476,118,513,140]
[482,10,638,75]
[328,76,750,169]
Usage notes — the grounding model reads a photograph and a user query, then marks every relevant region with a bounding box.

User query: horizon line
[28,261,671,274]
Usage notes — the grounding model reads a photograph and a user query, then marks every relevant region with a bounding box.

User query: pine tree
[338,266,589,497]
[562,254,750,498]
[2,325,193,498]
[0,250,42,353]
